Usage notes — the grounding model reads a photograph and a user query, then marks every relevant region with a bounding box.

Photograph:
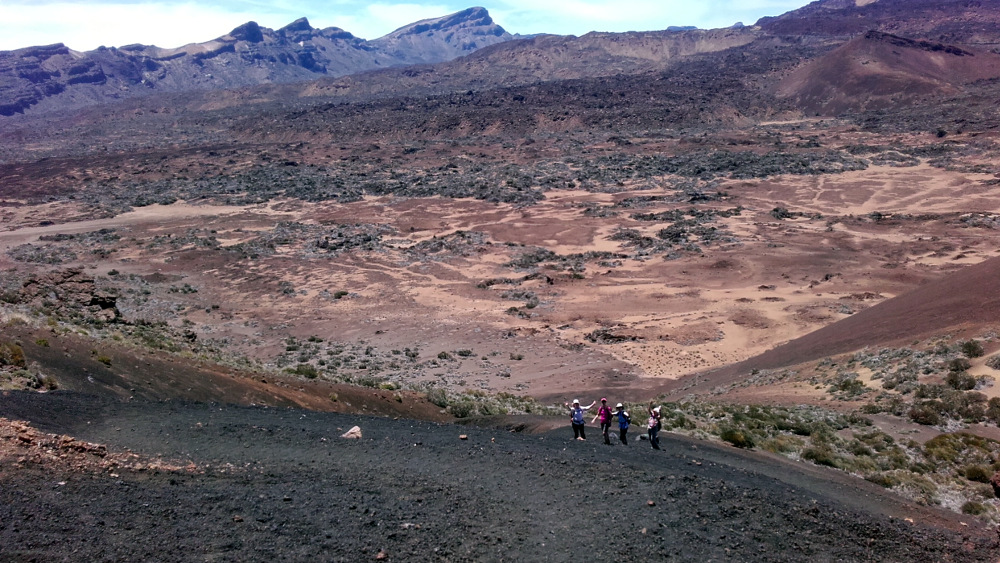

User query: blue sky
[0,0,811,52]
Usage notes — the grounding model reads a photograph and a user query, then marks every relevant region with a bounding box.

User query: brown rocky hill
[0,7,514,117]
[776,30,1000,115]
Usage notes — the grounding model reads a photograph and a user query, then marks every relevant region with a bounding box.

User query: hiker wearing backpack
[564,399,596,440]
[647,403,663,450]
[591,397,615,445]
[614,403,631,445]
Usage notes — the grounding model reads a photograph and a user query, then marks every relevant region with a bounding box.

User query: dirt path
[1,391,994,562]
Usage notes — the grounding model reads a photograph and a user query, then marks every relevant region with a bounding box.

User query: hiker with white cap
[591,397,615,445]
[647,402,663,450]
[613,402,631,445]
[564,399,596,440]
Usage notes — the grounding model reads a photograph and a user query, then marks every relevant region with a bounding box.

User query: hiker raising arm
[564,399,596,441]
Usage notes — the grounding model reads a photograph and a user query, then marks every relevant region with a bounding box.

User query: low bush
[426,387,448,408]
[0,342,26,368]
[962,501,987,515]
[719,427,754,449]
[865,472,902,488]
[964,465,992,483]
[949,358,973,373]
[288,363,319,379]
[908,404,942,426]
[961,340,985,358]
[946,370,977,391]
[802,446,840,468]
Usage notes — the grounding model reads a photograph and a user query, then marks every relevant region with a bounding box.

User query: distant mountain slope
[298,27,762,102]
[776,30,1000,115]
[0,7,514,116]
[694,255,1000,387]
[757,0,1000,43]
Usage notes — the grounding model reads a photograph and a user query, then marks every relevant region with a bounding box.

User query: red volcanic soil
[1,390,995,562]
[777,31,1000,115]
[662,255,1000,396]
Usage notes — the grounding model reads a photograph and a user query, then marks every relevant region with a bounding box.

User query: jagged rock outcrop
[19,268,119,323]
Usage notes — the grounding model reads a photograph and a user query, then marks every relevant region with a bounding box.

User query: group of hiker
[564,398,662,449]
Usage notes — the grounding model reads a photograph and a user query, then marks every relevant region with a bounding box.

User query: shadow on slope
[1,323,451,421]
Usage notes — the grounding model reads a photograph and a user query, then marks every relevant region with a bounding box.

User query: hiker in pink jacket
[592,397,615,445]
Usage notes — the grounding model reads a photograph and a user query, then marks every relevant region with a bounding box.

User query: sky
[0,0,812,52]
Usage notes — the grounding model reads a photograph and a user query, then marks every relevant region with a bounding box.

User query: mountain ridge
[0,7,515,116]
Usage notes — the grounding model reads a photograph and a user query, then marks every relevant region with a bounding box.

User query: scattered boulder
[341,426,362,439]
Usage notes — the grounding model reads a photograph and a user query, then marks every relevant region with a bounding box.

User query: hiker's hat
[572,399,580,405]
[601,397,607,402]
[616,403,623,408]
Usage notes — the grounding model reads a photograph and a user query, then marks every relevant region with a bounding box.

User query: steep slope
[679,255,1000,390]
[776,30,1000,115]
[0,8,514,116]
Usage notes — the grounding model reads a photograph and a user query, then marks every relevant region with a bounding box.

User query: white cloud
[0,2,292,51]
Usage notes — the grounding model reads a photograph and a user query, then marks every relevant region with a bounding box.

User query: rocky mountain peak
[381,6,507,40]
[229,21,264,43]
[280,17,314,35]
[370,7,512,61]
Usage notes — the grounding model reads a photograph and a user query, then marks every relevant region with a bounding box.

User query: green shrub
[908,404,942,426]
[961,501,987,515]
[719,427,754,449]
[986,355,1000,370]
[802,446,839,468]
[437,351,452,360]
[987,397,1000,423]
[291,363,319,379]
[865,472,901,488]
[0,342,26,368]
[946,370,976,390]
[949,358,972,373]
[96,354,112,367]
[961,340,985,358]
[456,349,473,357]
[35,338,49,347]
[426,387,449,408]
[449,399,476,418]
[964,465,993,483]
[760,435,803,454]
[830,377,866,397]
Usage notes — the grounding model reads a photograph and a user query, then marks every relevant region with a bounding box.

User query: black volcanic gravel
[0,391,995,562]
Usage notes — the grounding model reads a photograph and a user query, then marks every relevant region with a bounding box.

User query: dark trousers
[572,422,586,439]
[619,427,628,445]
[601,422,612,444]
[648,425,660,449]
